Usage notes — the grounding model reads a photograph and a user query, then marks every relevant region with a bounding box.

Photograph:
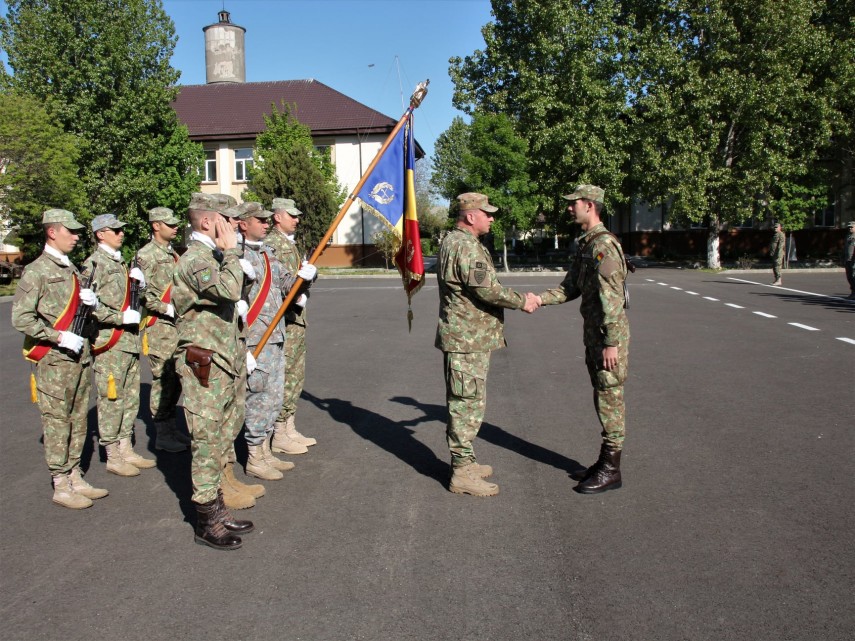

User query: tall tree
[1,0,203,255]
[0,91,87,260]
[431,116,471,202]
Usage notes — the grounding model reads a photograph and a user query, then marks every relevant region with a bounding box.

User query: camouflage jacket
[539,223,629,348]
[770,231,785,260]
[242,241,296,348]
[82,245,140,355]
[172,239,243,375]
[12,250,91,365]
[435,227,525,353]
[844,233,854,263]
[136,239,178,358]
[265,227,308,326]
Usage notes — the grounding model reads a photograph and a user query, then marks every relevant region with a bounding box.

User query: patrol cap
[188,192,218,212]
[236,201,271,220]
[271,198,302,217]
[91,213,127,232]
[42,208,85,230]
[212,193,237,214]
[563,184,605,204]
[456,192,498,213]
[147,206,180,225]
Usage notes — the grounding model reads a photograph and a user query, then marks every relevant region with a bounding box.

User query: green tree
[0,91,87,260]
[431,116,470,202]
[1,0,203,256]
[371,228,399,270]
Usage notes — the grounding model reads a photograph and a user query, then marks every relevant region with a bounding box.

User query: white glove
[122,309,141,325]
[164,304,175,319]
[297,261,317,281]
[58,331,84,354]
[295,293,308,308]
[239,259,256,281]
[129,267,146,288]
[246,351,257,376]
[79,288,99,309]
[236,300,249,323]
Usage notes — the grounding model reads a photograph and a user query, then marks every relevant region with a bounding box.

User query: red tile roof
[172,79,400,140]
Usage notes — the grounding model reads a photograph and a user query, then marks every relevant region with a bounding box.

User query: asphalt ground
[1,267,852,641]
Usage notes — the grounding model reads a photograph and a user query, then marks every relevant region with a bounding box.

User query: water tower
[203,10,246,84]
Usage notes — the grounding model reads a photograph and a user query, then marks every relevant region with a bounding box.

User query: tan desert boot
[271,421,308,455]
[285,415,316,447]
[105,442,140,477]
[449,463,499,497]
[246,445,283,481]
[220,463,256,509]
[68,467,109,499]
[117,437,156,469]
[224,461,265,498]
[52,473,93,509]
[470,462,493,478]
[262,436,295,472]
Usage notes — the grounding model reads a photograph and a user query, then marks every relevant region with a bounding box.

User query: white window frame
[234,148,254,182]
[203,150,217,183]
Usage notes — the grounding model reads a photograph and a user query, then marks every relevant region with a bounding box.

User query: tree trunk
[502,234,510,273]
[707,227,721,269]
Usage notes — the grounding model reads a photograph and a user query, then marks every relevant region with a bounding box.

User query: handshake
[522,292,543,314]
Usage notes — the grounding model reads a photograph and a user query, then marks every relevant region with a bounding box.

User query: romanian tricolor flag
[357,114,424,328]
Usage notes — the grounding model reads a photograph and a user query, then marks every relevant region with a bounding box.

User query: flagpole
[252,80,429,359]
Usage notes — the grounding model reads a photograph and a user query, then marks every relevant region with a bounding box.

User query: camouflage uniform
[539,222,630,449]
[82,245,141,446]
[435,227,526,467]
[137,238,180,423]
[242,239,296,446]
[12,250,92,476]
[265,226,308,422]
[844,223,855,298]
[173,234,244,504]
[770,227,786,283]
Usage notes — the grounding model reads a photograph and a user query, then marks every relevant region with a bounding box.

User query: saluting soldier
[82,213,153,477]
[266,197,318,455]
[436,193,539,497]
[12,209,107,509]
[535,185,630,494]
[770,221,786,286]
[172,193,253,549]
[137,206,189,453]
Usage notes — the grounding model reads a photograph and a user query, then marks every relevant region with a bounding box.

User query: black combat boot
[216,489,254,534]
[574,445,622,494]
[194,499,242,550]
[570,445,609,482]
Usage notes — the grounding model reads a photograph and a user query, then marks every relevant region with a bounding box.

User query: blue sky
[2,0,494,160]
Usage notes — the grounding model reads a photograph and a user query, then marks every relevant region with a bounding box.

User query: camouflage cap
[42,208,85,230]
[236,201,271,220]
[91,212,127,232]
[147,206,180,225]
[456,192,498,213]
[271,197,302,217]
[188,192,218,212]
[212,193,238,213]
[563,184,605,204]
[847,221,855,229]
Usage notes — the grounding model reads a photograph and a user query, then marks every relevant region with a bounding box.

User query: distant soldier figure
[137,206,188,452]
[266,198,318,455]
[770,221,785,286]
[172,192,253,549]
[82,213,153,477]
[12,209,106,509]
[535,185,630,494]
[844,221,855,300]
[436,192,540,497]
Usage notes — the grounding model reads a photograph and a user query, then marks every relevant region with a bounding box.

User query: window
[234,148,254,182]
[813,204,834,227]
[203,150,217,183]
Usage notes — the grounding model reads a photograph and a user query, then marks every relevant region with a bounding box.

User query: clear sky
[2,0,494,160]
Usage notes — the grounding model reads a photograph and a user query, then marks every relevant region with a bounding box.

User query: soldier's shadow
[389,396,587,477]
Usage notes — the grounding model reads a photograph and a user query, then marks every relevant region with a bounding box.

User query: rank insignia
[474,269,486,284]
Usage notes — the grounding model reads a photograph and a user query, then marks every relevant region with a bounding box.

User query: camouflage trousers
[93,349,140,445]
[244,342,285,446]
[773,257,784,281]
[225,358,247,465]
[585,339,630,450]
[35,355,91,475]
[846,261,854,293]
[277,322,306,422]
[444,351,490,468]
[147,351,181,422]
[178,357,241,504]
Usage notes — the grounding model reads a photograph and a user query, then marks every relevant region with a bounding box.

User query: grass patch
[0,280,19,296]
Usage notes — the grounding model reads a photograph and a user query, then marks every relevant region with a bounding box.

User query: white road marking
[726,277,854,302]
[836,337,855,345]
[703,296,719,301]
[657,282,668,286]
[788,323,819,331]
[725,303,744,309]
[671,286,682,290]
[685,291,699,295]
[753,312,777,318]
[646,278,655,282]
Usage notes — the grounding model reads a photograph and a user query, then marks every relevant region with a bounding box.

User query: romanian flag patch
[594,251,605,265]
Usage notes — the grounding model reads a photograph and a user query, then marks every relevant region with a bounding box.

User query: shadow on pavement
[755,291,855,313]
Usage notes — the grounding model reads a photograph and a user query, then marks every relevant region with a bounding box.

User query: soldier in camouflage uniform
[770,221,786,286]
[172,193,253,550]
[266,197,318,454]
[844,221,855,300]
[535,185,630,494]
[82,213,154,477]
[236,202,314,481]
[137,206,189,453]
[436,193,540,497]
[12,209,107,509]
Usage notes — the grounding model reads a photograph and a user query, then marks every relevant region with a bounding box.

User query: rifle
[70,263,97,337]
[129,253,143,313]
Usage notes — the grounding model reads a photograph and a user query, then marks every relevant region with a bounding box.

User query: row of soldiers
[12,192,318,550]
